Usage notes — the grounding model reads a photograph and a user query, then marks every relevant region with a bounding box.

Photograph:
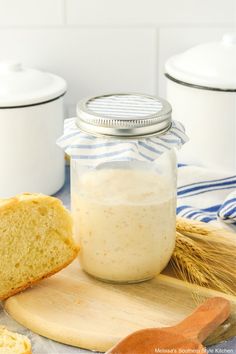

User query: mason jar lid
[76,93,172,138]
[0,60,67,107]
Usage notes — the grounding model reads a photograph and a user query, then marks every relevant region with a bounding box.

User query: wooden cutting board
[5,261,236,352]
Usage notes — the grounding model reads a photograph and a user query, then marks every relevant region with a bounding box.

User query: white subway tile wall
[0,0,64,26]
[0,0,235,115]
[67,0,236,26]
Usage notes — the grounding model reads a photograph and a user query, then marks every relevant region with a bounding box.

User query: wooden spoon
[106,297,230,354]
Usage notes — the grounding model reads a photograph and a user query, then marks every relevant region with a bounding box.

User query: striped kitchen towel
[177,165,236,229]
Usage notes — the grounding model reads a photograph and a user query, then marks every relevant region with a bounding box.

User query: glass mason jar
[59,94,187,284]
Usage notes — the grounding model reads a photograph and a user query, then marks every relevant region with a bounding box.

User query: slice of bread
[0,326,31,354]
[0,193,79,300]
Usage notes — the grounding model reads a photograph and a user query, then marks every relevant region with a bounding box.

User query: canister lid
[0,61,66,107]
[165,33,236,91]
[76,93,172,138]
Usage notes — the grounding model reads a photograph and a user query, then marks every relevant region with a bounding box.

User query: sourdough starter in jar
[58,93,188,283]
[72,168,176,283]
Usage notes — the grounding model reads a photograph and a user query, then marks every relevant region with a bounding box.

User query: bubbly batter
[72,168,176,283]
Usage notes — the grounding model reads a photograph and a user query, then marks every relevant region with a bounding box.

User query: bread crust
[0,193,67,211]
[0,192,79,301]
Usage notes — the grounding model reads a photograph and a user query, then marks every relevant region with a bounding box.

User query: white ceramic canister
[0,61,67,198]
[165,33,236,172]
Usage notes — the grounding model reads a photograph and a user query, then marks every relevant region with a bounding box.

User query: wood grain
[106,297,231,354]
[5,261,236,352]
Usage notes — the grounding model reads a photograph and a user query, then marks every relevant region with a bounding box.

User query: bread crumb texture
[0,326,31,354]
[0,193,79,300]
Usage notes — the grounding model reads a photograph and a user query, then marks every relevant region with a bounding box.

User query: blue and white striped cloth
[177,165,236,229]
[57,118,188,165]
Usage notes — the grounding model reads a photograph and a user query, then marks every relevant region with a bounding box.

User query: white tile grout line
[0,23,234,30]
[63,0,67,27]
[153,27,159,97]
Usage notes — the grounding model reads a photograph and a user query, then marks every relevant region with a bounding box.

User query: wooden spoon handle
[173,297,231,343]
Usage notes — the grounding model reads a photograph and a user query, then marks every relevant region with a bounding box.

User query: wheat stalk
[171,218,236,296]
[176,217,219,235]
